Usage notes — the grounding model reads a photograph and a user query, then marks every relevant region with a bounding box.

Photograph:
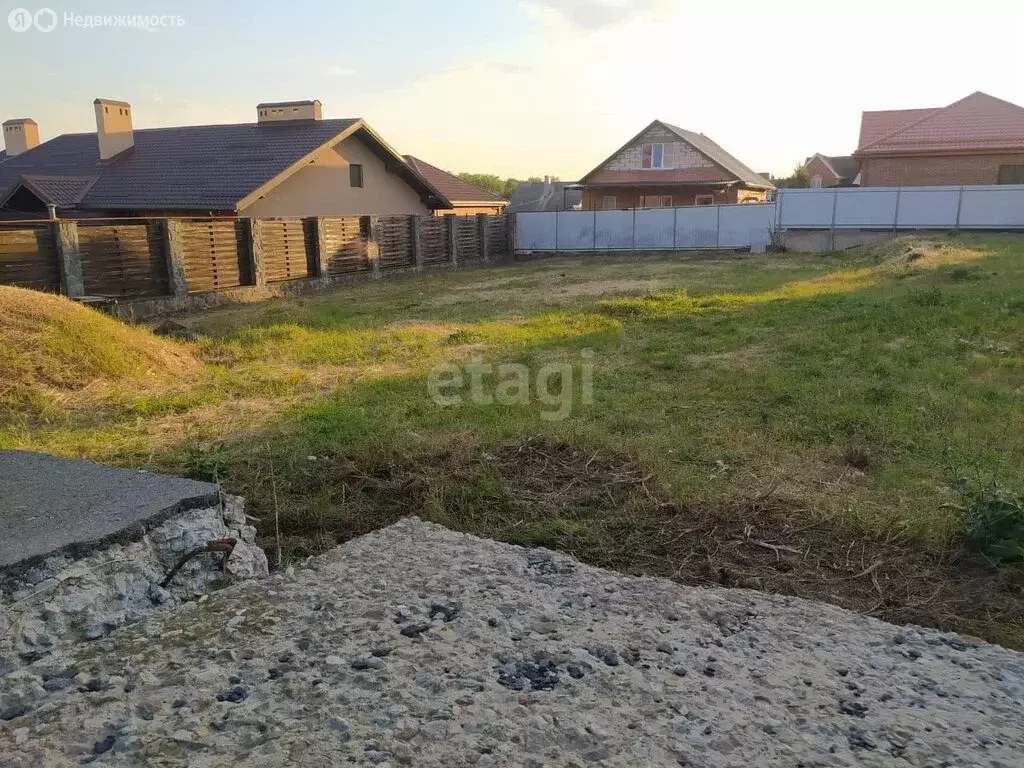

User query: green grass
[3,235,1023,643]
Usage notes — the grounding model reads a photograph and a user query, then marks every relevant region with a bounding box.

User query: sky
[1,0,1021,180]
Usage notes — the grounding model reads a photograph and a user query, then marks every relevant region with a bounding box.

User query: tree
[773,164,810,189]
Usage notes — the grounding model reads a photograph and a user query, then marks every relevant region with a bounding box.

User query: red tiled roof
[403,155,506,205]
[857,92,1024,155]
[857,108,936,150]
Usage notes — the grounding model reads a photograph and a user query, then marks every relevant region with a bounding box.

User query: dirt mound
[0,286,197,418]
[859,235,987,270]
[240,437,1024,649]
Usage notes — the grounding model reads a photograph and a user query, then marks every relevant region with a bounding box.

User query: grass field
[3,234,1023,646]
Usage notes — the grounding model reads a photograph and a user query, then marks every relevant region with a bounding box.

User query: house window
[639,195,673,208]
[810,173,823,188]
[350,163,364,188]
[641,143,666,169]
[694,194,715,206]
[602,195,618,210]
[997,164,1024,184]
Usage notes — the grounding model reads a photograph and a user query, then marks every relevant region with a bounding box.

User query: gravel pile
[2,518,1022,767]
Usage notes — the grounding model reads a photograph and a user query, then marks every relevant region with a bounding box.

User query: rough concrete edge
[0,491,223,582]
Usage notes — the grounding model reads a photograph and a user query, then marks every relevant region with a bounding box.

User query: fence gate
[0,225,61,291]
[77,222,169,297]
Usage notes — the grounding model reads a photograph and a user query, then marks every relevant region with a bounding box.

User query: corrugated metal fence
[0,213,511,300]
[776,185,1024,230]
[515,184,1024,253]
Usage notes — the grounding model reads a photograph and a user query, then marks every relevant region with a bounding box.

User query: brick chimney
[256,100,322,124]
[94,98,134,160]
[2,118,40,157]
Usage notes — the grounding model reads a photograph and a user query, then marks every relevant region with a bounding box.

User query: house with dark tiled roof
[802,154,860,188]
[403,156,507,216]
[0,99,452,219]
[508,178,582,214]
[578,120,774,210]
[854,91,1024,187]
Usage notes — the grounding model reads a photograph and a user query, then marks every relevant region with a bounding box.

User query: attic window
[642,143,665,169]
[350,163,364,188]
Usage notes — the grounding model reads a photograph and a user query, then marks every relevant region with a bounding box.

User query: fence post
[248,218,267,288]
[53,220,84,297]
[829,188,839,251]
[477,213,490,261]
[411,216,424,271]
[314,217,331,279]
[446,214,458,268]
[366,216,382,278]
[508,213,516,259]
[715,205,721,249]
[162,219,189,297]
[593,209,597,252]
[892,187,902,233]
[672,206,678,250]
[954,186,965,231]
[631,207,637,254]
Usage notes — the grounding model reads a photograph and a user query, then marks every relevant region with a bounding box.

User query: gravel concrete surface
[2,518,1022,767]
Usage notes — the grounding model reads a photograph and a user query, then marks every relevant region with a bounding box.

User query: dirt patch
[234,437,1024,649]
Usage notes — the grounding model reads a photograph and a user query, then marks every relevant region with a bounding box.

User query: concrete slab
[0,450,220,573]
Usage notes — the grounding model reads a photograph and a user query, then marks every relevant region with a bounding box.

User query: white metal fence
[776,185,1024,230]
[515,203,777,253]
[514,184,1024,254]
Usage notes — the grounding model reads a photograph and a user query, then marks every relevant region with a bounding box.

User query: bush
[959,481,1024,564]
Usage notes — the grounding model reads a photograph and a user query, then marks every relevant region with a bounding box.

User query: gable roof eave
[234,121,363,212]
[235,121,453,212]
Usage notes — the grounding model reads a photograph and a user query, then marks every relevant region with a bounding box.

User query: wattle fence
[0,213,511,307]
[515,184,1024,254]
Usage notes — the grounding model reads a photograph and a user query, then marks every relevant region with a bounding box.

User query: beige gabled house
[0,99,453,219]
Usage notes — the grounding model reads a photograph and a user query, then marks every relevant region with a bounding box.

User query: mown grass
[2,236,1023,642]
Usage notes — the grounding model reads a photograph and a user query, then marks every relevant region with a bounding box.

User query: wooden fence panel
[456,216,481,261]
[321,217,369,276]
[78,222,169,298]
[261,219,314,283]
[0,226,60,291]
[180,220,250,292]
[419,217,448,265]
[487,214,509,257]
[378,216,414,271]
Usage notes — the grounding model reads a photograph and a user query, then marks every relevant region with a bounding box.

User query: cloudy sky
[2,0,1021,179]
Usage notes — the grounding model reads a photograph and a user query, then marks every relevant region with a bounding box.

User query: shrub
[959,481,1024,564]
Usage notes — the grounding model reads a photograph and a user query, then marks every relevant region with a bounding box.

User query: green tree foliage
[457,173,561,200]
[773,165,811,189]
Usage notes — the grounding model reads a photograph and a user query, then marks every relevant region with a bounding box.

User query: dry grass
[0,286,197,420]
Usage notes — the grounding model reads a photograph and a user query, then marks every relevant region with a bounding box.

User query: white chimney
[2,118,40,157]
[256,100,322,124]
[93,98,134,161]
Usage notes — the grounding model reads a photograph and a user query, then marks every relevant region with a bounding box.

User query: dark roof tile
[404,156,507,205]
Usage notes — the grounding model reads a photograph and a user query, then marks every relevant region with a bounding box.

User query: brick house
[803,154,860,187]
[578,120,773,210]
[854,92,1024,187]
